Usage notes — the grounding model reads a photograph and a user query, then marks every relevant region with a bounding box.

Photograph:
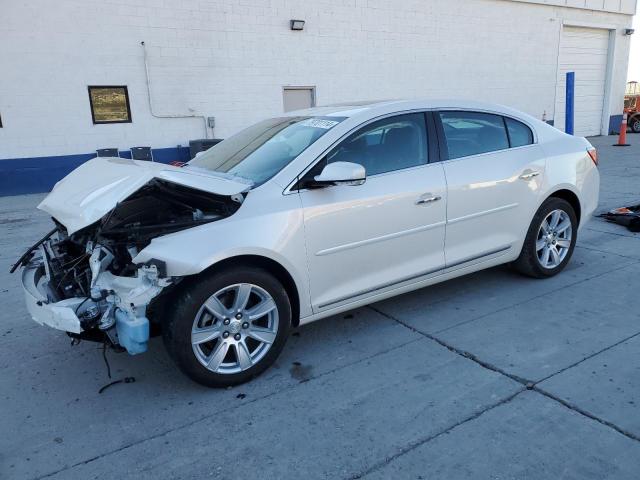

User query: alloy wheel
[191,283,279,374]
[536,209,572,269]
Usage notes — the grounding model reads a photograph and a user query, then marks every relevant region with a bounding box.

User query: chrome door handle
[416,194,441,205]
[519,170,540,180]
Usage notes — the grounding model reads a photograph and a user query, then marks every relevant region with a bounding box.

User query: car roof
[284,98,566,144]
[287,99,541,123]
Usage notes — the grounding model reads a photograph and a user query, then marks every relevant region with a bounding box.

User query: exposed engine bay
[15,179,242,354]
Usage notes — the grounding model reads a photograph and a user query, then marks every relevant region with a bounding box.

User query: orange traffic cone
[613,113,630,147]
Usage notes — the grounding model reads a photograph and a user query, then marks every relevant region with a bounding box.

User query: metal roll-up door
[555,26,610,137]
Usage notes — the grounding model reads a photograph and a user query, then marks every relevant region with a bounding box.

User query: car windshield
[188,116,345,186]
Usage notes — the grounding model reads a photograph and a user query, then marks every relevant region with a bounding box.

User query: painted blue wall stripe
[0,117,624,198]
[0,147,190,197]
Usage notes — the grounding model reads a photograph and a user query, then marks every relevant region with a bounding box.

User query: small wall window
[283,87,316,112]
[88,86,132,124]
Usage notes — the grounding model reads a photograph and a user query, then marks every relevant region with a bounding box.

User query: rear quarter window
[505,117,534,148]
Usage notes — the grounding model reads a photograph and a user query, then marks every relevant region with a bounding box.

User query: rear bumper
[579,167,600,230]
[21,262,83,334]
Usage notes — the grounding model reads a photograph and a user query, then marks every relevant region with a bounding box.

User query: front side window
[323,113,428,176]
[439,111,509,159]
[505,117,534,148]
[189,116,344,186]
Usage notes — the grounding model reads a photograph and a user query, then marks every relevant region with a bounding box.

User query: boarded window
[88,86,132,124]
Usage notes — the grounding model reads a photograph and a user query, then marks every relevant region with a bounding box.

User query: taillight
[587,148,598,166]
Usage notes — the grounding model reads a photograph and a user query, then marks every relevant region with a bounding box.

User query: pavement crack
[32,337,423,480]
[585,225,639,239]
[533,385,640,443]
[432,259,640,335]
[370,305,533,387]
[371,298,640,449]
[535,330,640,385]
[575,244,640,261]
[348,388,526,479]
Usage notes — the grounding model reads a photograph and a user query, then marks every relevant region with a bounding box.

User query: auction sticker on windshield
[299,118,340,129]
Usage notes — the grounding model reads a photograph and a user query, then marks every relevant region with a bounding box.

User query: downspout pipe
[140,41,209,139]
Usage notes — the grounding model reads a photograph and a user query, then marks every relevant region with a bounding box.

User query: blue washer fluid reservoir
[115,308,149,355]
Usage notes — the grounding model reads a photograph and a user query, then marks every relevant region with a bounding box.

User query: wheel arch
[546,188,581,225]
[203,255,301,327]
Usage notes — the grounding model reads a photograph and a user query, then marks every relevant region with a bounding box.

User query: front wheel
[631,116,640,134]
[513,197,577,278]
[163,266,291,387]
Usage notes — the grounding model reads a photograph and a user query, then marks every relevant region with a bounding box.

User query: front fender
[133,192,311,317]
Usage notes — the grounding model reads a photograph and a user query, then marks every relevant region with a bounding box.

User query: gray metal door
[283,87,315,112]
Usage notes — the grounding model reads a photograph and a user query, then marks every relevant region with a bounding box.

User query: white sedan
[15,100,600,387]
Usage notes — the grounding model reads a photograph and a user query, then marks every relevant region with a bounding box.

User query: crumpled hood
[38,157,251,235]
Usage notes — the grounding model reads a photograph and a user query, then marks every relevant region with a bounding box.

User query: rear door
[436,110,546,268]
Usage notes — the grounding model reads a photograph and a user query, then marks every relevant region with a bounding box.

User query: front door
[298,112,447,312]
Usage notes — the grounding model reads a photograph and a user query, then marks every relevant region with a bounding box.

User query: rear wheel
[163,266,291,387]
[513,197,577,278]
[631,116,640,134]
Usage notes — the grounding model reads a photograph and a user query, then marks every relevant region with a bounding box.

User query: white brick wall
[0,0,635,159]
[513,0,636,14]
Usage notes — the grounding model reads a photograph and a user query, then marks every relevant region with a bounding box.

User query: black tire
[631,116,640,134]
[163,266,291,387]
[513,197,578,278]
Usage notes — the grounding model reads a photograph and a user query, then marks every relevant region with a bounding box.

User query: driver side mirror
[305,161,366,188]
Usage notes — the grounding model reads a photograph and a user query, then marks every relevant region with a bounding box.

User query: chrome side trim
[316,221,446,256]
[316,266,443,310]
[444,245,512,270]
[447,203,518,225]
[316,244,512,310]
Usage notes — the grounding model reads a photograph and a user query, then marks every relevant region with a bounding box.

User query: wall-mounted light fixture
[624,28,635,35]
[290,19,305,31]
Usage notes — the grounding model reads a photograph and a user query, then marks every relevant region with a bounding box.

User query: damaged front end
[15,178,243,354]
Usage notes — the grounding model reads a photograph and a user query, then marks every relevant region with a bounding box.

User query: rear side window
[439,111,509,159]
[505,117,533,148]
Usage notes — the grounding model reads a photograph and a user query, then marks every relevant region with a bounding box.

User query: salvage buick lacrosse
[14,100,600,387]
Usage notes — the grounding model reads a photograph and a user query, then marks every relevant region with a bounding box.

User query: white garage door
[555,26,610,137]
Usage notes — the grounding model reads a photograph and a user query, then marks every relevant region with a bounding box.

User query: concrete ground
[1,135,639,480]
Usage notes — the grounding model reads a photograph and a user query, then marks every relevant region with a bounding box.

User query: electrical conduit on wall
[0,43,211,196]
[140,41,210,139]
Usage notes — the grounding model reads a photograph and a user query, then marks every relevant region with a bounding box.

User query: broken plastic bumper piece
[21,261,83,334]
[21,257,155,355]
[16,224,173,354]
